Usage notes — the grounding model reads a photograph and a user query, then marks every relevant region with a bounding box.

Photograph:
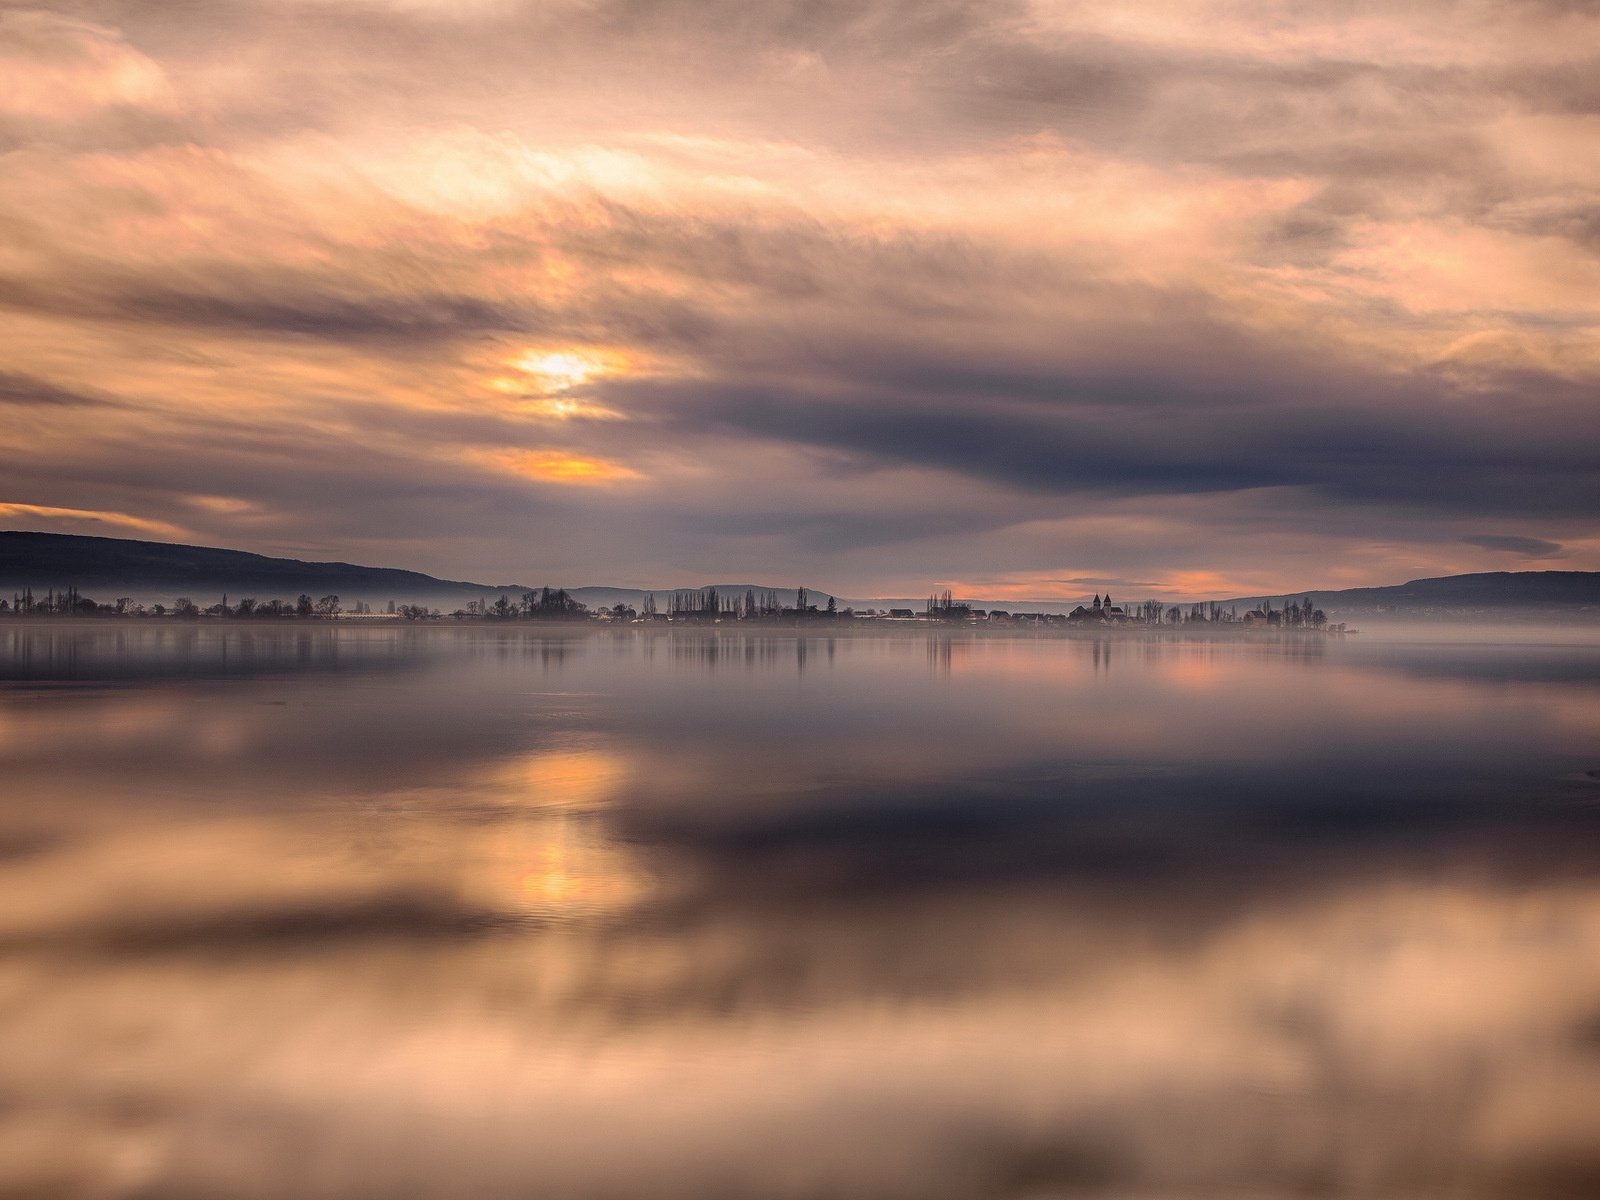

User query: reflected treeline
[0,622,1411,694]
[0,622,441,682]
[668,633,845,674]
[19,623,1597,698]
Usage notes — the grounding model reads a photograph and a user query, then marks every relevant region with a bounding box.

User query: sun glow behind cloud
[484,347,634,418]
[509,350,623,392]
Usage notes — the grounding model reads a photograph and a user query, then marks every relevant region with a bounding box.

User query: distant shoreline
[0,615,1356,639]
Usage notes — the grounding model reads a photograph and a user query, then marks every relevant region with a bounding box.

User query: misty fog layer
[2,624,1599,1198]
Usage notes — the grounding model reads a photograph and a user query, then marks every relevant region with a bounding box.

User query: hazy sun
[509,348,625,392]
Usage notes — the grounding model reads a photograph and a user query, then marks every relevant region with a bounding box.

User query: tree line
[6,588,347,619]
[3,585,1330,628]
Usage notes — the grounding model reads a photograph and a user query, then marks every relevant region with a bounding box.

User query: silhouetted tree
[524,587,586,618]
[926,590,971,620]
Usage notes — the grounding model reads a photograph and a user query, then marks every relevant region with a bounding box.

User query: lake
[2,623,1599,1199]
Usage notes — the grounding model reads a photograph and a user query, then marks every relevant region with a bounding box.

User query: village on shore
[3,584,1346,631]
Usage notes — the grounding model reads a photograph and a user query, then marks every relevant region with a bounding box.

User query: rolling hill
[1218,572,1600,621]
[0,532,826,612]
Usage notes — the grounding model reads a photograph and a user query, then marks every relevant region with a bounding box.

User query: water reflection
[1,625,1599,1198]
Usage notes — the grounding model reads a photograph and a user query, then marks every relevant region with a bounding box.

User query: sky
[1,0,1598,601]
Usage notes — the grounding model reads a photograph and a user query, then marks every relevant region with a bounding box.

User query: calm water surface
[2,624,1599,1199]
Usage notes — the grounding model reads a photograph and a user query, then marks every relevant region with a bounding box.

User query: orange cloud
[0,502,185,538]
[468,449,641,486]
[0,12,175,120]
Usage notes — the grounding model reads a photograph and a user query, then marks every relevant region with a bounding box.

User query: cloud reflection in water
[1,625,1598,1198]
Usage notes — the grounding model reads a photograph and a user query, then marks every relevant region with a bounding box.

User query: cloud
[0,0,1597,592]
[0,501,184,538]
[0,10,175,121]
[0,372,118,408]
[0,273,538,345]
[466,448,642,485]
[1462,533,1566,557]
